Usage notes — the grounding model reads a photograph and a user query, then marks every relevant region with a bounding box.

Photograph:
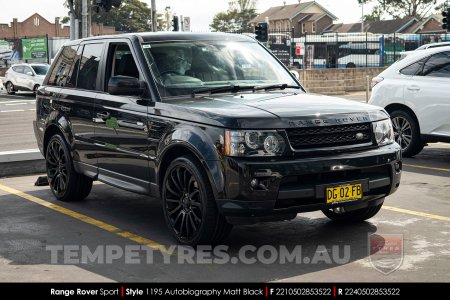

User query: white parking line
[4,103,27,106]
[0,99,35,104]
[28,109,36,111]
[0,110,25,113]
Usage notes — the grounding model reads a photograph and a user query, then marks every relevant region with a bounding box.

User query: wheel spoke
[188,213,197,232]
[189,189,199,199]
[166,180,181,197]
[168,204,182,216]
[170,172,182,194]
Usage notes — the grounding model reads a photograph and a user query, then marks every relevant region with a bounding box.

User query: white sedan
[369,46,450,157]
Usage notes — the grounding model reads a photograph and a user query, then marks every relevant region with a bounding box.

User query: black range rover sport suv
[34,33,402,245]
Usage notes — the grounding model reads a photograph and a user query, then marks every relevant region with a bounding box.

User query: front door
[93,41,150,193]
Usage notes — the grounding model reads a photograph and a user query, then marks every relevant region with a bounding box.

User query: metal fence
[227,30,450,69]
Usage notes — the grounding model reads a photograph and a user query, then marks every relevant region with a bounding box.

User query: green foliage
[359,0,445,19]
[91,0,152,32]
[210,0,258,32]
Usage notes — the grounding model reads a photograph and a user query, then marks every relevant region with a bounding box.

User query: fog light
[250,178,259,188]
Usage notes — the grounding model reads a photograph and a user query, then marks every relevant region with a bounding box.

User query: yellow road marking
[403,164,450,172]
[0,184,169,253]
[383,205,450,222]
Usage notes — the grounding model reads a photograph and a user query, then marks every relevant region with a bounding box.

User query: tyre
[162,155,232,246]
[346,62,356,68]
[46,134,93,202]
[389,109,424,157]
[322,202,383,223]
[5,82,15,95]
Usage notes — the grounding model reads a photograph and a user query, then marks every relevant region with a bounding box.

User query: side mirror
[26,71,34,76]
[290,70,300,81]
[108,76,145,96]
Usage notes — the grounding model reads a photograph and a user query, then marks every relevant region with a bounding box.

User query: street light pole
[361,3,364,32]
[151,0,157,32]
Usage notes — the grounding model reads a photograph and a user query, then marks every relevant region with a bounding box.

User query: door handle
[407,85,420,91]
[60,106,71,112]
[97,112,111,120]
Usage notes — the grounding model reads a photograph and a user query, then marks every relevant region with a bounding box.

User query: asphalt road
[0,144,449,282]
[0,91,37,152]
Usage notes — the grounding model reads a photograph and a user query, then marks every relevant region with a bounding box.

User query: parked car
[34,33,401,245]
[4,63,49,94]
[415,41,450,50]
[370,46,450,157]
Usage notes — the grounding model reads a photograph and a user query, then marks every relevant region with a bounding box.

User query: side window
[77,43,104,91]
[13,66,24,73]
[400,57,428,76]
[104,43,139,94]
[47,45,78,86]
[65,46,82,88]
[23,66,33,75]
[422,51,450,77]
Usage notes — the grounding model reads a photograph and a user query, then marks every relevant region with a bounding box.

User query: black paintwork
[34,32,402,224]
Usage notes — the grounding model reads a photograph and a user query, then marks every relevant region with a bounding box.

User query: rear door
[11,65,24,88]
[22,65,35,90]
[56,43,104,168]
[92,40,150,193]
[404,51,450,136]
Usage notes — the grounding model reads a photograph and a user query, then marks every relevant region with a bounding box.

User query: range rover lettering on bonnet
[288,115,370,127]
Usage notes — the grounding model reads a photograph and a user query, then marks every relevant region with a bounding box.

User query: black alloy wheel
[162,155,232,245]
[45,134,93,202]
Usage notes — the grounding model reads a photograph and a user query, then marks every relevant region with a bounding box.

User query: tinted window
[400,57,428,76]
[422,51,450,77]
[77,43,103,91]
[47,46,78,86]
[12,66,24,73]
[65,46,82,88]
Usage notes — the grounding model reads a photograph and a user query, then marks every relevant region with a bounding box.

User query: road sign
[184,17,191,32]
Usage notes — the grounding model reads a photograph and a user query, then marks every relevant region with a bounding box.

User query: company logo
[355,132,365,140]
[288,114,370,128]
[368,233,403,275]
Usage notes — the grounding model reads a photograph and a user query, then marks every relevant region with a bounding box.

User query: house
[250,1,338,37]
[0,13,116,40]
[325,15,445,34]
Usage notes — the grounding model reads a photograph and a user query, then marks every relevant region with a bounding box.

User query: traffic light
[172,16,179,32]
[255,22,268,42]
[443,8,450,32]
[95,0,122,13]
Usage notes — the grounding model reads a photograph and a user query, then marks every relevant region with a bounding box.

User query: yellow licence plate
[326,184,363,204]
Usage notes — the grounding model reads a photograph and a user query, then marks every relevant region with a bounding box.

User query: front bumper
[217,143,402,224]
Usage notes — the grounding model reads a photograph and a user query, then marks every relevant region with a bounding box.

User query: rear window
[399,57,428,76]
[12,66,24,73]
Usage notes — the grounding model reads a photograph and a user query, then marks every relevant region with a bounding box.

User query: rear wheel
[5,82,15,95]
[322,202,383,223]
[46,134,93,202]
[390,110,424,157]
[346,62,356,68]
[162,155,232,246]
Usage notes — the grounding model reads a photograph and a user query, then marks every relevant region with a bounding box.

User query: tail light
[371,76,384,88]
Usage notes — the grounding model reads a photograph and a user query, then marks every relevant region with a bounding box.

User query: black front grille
[286,123,372,150]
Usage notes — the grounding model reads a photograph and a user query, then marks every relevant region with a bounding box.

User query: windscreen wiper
[191,85,255,97]
[253,83,302,91]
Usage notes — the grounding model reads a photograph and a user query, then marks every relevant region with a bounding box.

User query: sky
[0,0,387,31]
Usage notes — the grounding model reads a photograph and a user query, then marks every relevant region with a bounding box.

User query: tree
[358,0,446,19]
[210,0,258,32]
[61,0,152,32]
[92,0,152,32]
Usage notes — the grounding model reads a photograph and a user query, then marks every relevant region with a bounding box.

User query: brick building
[0,13,116,39]
[250,1,337,37]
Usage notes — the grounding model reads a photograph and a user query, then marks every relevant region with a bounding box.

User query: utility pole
[361,3,364,32]
[82,0,88,38]
[151,0,157,32]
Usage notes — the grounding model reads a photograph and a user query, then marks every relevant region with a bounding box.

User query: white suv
[369,46,450,157]
[4,63,49,94]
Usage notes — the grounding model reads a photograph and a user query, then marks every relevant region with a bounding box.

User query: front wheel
[390,110,424,157]
[162,155,232,246]
[5,82,15,95]
[322,202,383,223]
[46,134,93,202]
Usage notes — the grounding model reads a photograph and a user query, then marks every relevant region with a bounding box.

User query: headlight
[373,119,394,146]
[224,130,286,157]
